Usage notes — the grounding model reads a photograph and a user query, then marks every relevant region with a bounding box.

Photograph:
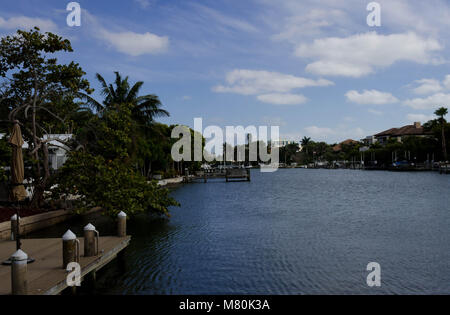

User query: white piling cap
[84,223,96,231]
[11,214,19,220]
[117,211,127,218]
[11,249,28,261]
[62,229,77,240]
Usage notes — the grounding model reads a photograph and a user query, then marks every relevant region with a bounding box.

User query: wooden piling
[83,223,99,257]
[0,236,131,295]
[11,249,28,295]
[117,211,127,237]
[62,230,80,269]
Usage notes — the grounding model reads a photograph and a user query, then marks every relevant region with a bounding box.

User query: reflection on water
[32,169,450,294]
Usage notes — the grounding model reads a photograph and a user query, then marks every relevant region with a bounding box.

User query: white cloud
[443,75,450,89]
[412,79,442,95]
[345,89,398,105]
[296,32,443,77]
[134,0,150,8]
[379,0,450,37]
[272,8,351,42]
[213,69,333,95]
[304,126,334,137]
[99,30,169,56]
[304,124,365,142]
[193,4,258,33]
[403,93,450,110]
[0,16,58,33]
[213,69,332,105]
[83,10,169,56]
[257,93,307,105]
[406,113,434,123]
[261,116,287,127]
[368,109,383,116]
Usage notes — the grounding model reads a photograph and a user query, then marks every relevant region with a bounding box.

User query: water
[33,169,450,294]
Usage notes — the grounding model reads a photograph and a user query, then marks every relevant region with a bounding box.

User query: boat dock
[439,163,450,174]
[0,235,130,295]
[186,168,251,183]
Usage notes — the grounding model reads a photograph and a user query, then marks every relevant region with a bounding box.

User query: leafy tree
[280,143,299,164]
[0,137,10,182]
[51,102,179,218]
[78,72,174,176]
[435,107,448,160]
[301,136,311,147]
[0,27,92,206]
[79,72,169,125]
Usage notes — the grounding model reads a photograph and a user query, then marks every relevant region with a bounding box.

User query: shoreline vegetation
[0,28,183,219]
[0,28,449,221]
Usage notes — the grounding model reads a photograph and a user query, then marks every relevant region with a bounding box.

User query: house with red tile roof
[332,139,359,152]
[372,122,433,145]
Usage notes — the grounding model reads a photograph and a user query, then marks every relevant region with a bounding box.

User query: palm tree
[435,107,448,161]
[301,136,311,147]
[301,136,311,156]
[79,72,169,126]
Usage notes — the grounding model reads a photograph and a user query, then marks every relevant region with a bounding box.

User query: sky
[1,0,450,143]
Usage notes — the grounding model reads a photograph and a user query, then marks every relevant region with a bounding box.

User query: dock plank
[0,236,130,295]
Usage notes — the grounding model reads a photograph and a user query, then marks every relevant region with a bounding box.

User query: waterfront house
[332,139,359,152]
[1,133,72,170]
[271,139,300,149]
[365,122,432,145]
[43,134,73,170]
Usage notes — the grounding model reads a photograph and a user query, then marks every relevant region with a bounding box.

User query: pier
[186,168,251,183]
[0,211,130,295]
[0,235,130,295]
[439,163,450,174]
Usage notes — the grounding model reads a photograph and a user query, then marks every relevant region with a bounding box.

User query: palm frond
[126,81,144,103]
[77,92,105,113]
[95,73,111,98]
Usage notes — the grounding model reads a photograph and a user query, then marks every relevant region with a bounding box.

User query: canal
[29,169,450,294]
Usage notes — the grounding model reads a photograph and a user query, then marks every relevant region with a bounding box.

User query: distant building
[332,139,359,152]
[271,140,302,152]
[43,134,73,170]
[1,133,72,170]
[0,133,29,148]
[372,122,432,144]
[271,139,296,148]
[362,135,377,146]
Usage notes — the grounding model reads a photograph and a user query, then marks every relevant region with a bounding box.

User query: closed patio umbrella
[9,122,27,202]
[2,122,34,264]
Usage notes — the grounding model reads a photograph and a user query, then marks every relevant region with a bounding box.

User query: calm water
[33,169,450,294]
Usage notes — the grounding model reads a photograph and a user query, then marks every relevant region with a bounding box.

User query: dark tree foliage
[0,28,92,206]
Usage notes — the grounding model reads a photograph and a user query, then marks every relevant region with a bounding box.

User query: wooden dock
[439,164,450,174]
[186,168,250,183]
[0,236,130,295]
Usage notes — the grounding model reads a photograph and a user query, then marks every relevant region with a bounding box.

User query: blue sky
[1,0,450,143]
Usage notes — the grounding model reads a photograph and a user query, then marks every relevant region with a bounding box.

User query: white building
[43,134,73,170]
[1,133,72,170]
[271,140,300,149]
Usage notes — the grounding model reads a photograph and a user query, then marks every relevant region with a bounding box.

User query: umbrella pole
[14,198,34,264]
[15,202,21,251]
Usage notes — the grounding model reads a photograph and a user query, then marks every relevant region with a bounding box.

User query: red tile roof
[332,139,359,152]
[375,124,431,137]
